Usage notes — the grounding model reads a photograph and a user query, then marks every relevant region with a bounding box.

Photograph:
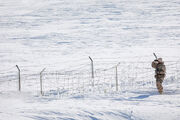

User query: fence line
[0,58,179,97]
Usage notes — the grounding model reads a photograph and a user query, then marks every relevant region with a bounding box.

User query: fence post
[89,56,94,86]
[16,65,21,92]
[89,56,94,78]
[40,68,46,95]
[115,63,120,91]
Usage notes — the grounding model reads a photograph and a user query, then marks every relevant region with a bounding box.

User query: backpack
[156,63,166,74]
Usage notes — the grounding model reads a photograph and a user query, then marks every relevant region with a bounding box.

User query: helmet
[158,58,163,63]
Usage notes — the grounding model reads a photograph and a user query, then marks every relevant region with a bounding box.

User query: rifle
[153,53,158,60]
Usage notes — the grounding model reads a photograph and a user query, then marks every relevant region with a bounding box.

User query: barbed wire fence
[0,56,179,97]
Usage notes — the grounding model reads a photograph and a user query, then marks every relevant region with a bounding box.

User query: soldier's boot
[156,81,163,94]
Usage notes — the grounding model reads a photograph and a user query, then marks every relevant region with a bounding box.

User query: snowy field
[0,0,180,120]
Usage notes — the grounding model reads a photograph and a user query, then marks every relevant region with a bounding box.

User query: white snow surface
[0,0,180,120]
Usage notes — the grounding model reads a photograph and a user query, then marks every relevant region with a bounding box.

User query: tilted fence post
[89,56,94,86]
[16,65,21,92]
[40,68,46,95]
[89,56,94,78]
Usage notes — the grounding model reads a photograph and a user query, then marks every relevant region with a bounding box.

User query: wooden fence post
[16,65,21,92]
[40,68,46,95]
[89,56,94,86]
[89,56,94,78]
[115,66,118,91]
[115,63,120,91]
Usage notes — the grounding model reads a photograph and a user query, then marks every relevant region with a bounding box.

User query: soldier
[152,58,166,94]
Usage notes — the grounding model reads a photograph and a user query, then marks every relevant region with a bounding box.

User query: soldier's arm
[152,60,158,68]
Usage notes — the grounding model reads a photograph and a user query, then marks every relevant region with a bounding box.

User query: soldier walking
[152,56,166,94]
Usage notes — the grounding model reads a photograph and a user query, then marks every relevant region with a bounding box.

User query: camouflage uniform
[152,58,166,94]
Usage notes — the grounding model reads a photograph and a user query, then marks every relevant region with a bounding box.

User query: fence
[0,57,179,97]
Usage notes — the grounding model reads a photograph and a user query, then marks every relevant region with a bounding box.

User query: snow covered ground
[1,86,180,120]
[0,0,180,119]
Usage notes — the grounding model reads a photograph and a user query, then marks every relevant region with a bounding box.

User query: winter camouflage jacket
[152,60,166,75]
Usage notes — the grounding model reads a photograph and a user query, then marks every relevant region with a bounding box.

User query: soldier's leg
[159,75,165,94]
[156,79,163,94]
